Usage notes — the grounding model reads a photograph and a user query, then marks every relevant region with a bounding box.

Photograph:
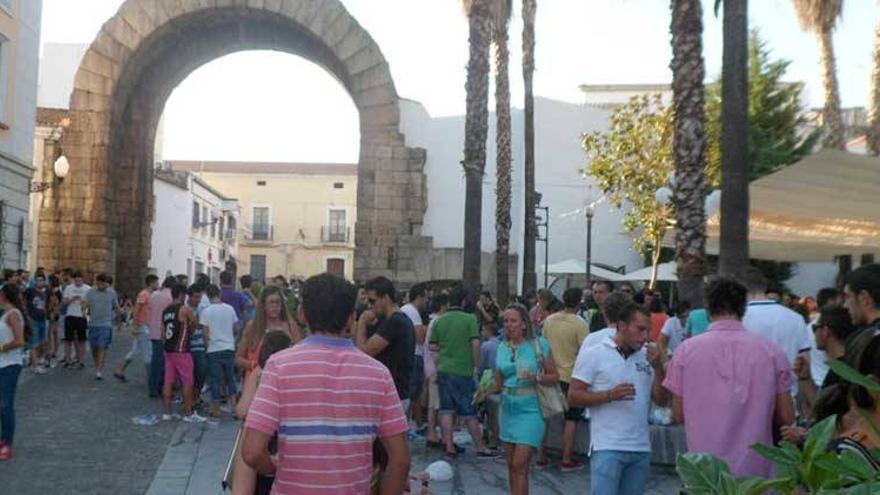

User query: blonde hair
[504,303,536,340]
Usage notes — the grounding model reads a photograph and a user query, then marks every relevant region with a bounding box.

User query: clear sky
[41,0,878,163]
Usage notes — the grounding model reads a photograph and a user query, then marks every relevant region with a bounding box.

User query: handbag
[531,338,568,419]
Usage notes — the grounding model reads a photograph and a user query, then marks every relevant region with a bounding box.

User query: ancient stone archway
[39,0,432,295]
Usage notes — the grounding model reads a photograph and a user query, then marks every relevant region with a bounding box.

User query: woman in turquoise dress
[495,303,559,495]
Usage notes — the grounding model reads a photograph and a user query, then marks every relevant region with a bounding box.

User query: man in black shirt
[356,276,415,408]
[585,280,615,332]
[843,264,880,366]
[791,305,857,422]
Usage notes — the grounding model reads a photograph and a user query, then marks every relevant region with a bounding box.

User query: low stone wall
[544,416,688,466]
[486,396,688,466]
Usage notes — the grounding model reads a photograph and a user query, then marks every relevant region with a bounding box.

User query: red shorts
[164,352,194,387]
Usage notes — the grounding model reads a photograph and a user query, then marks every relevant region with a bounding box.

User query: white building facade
[148,168,239,283]
[401,96,643,289]
[0,0,41,270]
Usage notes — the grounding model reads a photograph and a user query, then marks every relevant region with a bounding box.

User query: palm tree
[493,0,513,306]
[461,0,494,297]
[719,0,750,278]
[867,7,880,156]
[793,0,845,150]
[521,0,537,295]
[670,0,708,307]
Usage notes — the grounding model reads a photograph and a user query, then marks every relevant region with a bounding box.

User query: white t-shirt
[0,309,24,368]
[200,302,238,353]
[743,300,812,394]
[806,315,828,387]
[581,326,615,351]
[63,284,92,318]
[571,335,654,453]
[660,316,687,355]
[401,303,424,356]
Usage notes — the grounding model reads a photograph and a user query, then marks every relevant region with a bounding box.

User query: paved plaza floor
[0,331,683,494]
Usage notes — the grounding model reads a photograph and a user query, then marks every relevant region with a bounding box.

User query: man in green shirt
[429,287,495,459]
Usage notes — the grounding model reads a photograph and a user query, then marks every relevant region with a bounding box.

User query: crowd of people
[1,263,880,494]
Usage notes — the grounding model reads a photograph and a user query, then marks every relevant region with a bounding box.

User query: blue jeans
[191,350,208,395]
[149,340,165,397]
[28,320,47,348]
[88,326,112,350]
[590,450,651,495]
[437,372,477,418]
[207,350,238,402]
[0,365,22,445]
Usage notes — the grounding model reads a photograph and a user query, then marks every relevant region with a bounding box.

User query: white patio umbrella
[621,262,678,282]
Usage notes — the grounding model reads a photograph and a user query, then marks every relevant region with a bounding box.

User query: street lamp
[30,155,70,193]
[535,193,549,288]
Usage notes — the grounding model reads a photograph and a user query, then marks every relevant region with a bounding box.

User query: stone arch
[39,0,432,295]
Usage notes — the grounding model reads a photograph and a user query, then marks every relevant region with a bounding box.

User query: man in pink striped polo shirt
[242,273,410,495]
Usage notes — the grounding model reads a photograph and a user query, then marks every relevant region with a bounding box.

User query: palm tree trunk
[462,0,493,297]
[866,16,880,156]
[521,0,537,295]
[819,27,846,150]
[670,0,708,307]
[719,0,750,278]
[494,11,512,307]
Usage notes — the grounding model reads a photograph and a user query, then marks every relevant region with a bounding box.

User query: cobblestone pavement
[409,437,682,494]
[0,330,178,495]
[0,329,683,494]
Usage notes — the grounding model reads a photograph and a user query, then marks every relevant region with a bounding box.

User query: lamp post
[535,193,549,288]
[30,155,70,193]
[585,202,595,287]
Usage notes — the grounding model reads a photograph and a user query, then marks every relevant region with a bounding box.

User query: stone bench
[486,395,688,466]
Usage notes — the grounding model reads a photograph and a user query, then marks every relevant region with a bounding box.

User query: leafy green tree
[706,31,821,185]
[582,94,674,289]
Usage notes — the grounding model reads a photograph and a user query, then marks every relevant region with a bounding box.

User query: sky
[40,0,878,163]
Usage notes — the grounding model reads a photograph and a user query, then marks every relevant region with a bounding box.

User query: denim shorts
[88,326,112,350]
[28,320,47,348]
[437,372,477,418]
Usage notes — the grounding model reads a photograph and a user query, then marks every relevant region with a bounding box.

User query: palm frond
[792,0,843,34]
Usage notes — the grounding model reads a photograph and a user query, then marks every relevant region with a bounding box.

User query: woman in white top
[0,283,26,461]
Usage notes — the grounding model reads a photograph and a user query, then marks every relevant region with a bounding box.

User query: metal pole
[544,207,549,288]
[586,213,592,287]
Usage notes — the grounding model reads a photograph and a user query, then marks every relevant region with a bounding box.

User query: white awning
[699,149,880,261]
[545,258,626,281]
[621,262,678,282]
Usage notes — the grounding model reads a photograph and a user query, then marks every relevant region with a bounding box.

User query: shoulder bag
[532,338,568,419]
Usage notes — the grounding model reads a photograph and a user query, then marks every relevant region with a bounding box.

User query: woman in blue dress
[495,303,559,495]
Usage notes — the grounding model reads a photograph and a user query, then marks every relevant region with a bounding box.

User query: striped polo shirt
[245,334,408,495]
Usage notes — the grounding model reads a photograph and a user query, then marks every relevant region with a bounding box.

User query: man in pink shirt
[663,276,795,478]
[147,276,175,398]
[242,273,410,494]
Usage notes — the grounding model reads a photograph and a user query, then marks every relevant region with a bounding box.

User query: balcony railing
[246,224,273,242]
[321,225,351,244]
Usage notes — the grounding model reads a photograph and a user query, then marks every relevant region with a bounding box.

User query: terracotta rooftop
[168,160,358,176]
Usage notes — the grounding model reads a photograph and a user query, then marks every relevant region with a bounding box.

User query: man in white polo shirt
[741,267,811,395]
[568,301,667,495]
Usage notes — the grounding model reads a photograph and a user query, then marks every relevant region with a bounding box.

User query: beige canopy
[704,149,880,261]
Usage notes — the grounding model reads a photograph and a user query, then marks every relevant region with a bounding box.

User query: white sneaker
[183,413,207,424]
[95,371,103,380]
[161,414,174,421]
[32,366,48,375]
